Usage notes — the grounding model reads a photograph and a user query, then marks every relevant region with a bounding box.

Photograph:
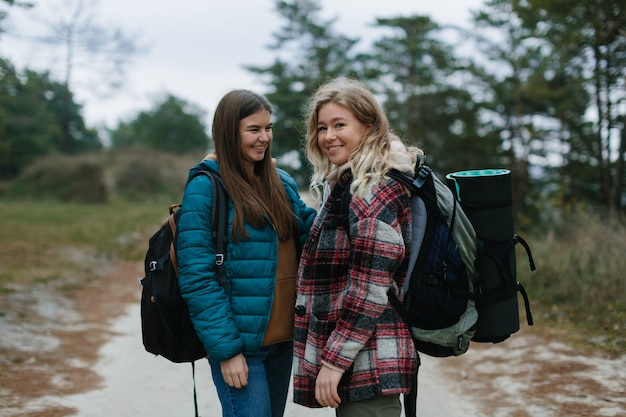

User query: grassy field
[0,199,171,292]
[518,211,626,357]
[0,199,624,357]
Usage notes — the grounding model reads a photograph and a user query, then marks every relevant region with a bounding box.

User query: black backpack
[139,169,228,417]
[387,165,480,358]
[386,165,536,355]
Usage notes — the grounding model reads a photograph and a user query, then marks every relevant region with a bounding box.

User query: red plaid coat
[293,170,418,407]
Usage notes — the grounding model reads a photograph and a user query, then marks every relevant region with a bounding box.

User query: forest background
[0,0,625,360]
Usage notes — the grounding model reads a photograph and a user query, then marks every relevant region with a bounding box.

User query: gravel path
[35,304,477,417]
[2,260,625,417]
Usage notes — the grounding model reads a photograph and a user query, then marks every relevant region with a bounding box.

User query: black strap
[473,238,485,308]
[404,365,419,417]
[193,170,229,288]
[210,173,229,288]
[388,165,430,190]
[475,236,535,317]
[517,282,534,326]
[513,234,535,326]
[514,234,536,271]
[387,290,404,320]
[191,361,200,417]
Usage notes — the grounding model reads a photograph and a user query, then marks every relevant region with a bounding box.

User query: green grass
[517,211,626,357]
[0,199,172,291]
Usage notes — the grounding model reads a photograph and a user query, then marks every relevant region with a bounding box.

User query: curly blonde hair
[304,77,423,201]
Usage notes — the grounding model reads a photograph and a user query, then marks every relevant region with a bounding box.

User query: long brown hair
[213,89,298,241]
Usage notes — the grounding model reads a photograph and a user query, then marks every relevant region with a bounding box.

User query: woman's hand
[315,364,343,408]
[220,353,249,388]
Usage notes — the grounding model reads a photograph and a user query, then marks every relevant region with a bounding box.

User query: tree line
[1,0,624,222]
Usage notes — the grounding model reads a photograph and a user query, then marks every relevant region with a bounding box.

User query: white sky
[1,0,484,131]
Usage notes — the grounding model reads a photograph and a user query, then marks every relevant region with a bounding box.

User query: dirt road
[1,260,625,417]
[18,304,477,417]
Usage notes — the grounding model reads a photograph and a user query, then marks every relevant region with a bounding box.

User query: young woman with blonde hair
[293,77,422,417]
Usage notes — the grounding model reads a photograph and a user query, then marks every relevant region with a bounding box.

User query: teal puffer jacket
[176,159,316,362]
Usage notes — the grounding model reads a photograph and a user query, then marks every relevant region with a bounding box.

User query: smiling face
[239,109,273,172]
[316,101,368,166]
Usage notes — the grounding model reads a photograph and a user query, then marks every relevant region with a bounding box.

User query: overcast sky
[2,0,484,130]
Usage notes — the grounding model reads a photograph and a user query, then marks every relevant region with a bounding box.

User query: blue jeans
[209,341,293,417]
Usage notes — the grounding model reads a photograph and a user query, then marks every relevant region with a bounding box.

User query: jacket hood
[186,158,219,184]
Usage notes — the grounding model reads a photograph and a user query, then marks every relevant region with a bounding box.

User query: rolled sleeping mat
[445,169,513,240]
[446,169,519,343]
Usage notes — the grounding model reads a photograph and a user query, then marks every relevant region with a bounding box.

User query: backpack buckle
[149,260,158,271]
[215,253,224,266]
[412,166,432,188]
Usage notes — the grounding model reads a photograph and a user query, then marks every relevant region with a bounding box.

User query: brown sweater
[262,236,298,346]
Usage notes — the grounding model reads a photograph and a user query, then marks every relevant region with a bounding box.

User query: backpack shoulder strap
[193,170,229,288]
[389,165,438,212]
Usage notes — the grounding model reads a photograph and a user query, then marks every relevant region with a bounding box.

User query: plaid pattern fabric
[293,171,418,407]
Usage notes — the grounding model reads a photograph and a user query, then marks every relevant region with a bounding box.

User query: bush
[109,149,199,202]
[2,150,202,204]
[5,154,107,203]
